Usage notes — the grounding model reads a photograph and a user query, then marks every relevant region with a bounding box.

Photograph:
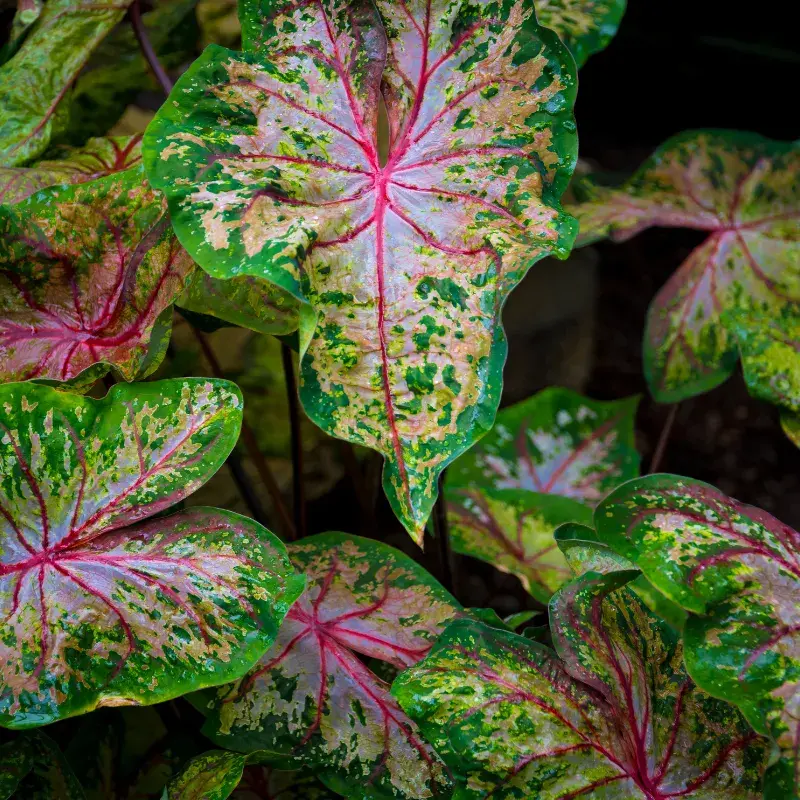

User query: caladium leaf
[595,474,800,798]
[534,0,627,67]
[0,732,85,800]
[177,269,300,336]
[232,766,339,799]
[0,165,193,384]
[569,131,800,402]
[144,0,578,541]
[782,413,800,450]
[393,574,768,799]
[0,0,43,65]
[202,532,461,799]
[0,135,142,207]
[0,737,32,799]
[0,0,133,167]
[447,387,640,504]
[0,378,304,728]
[446,487,587,602]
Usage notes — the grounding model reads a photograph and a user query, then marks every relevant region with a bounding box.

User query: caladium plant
[0,378,304,729]
[393,571,769,799]
[0,165,193,384]
[0,731,85,800]
[569,130,800,402]
[143,0,579,540]
[596,474,800,799]
[201,532,461,799]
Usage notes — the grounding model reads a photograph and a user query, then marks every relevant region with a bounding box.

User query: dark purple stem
[649,403,679,474]
[129,0,173,96]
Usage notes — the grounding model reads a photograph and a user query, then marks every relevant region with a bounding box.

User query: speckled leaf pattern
[202,533,460,799]
[448,388,640,504]
[0,0,43,65]
[0,732,85,799]
[446,487,588,602]
[596,474,800,798]
[144,0,578,541]
[534,0,626,67]
[393,579,768,799]
[0,135,142,206]
[0,737,31,799]
[782,413,800,450]
[569,131,800,402]
[0,165,193,383]
[0,0,133,167]
[0,378,304,728]
[177,269,300,336]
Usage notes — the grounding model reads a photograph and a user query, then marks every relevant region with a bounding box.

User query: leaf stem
[649,403,679,473]
[431,473,457,598]
[338,441,376,532]
[282,343,307,539]
[193,328,296,540]
[128,0,173,96]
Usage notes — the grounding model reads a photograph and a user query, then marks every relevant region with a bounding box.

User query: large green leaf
[569,130,800,402]
[0,135,142,206]
[202,533,460,799]
[0,0,133,167]
[0,165,192,383]
[534,0,626,67]
[596,474,800,798]
[0,378,304,728]
[144,0,578,541]
[393,574,768,799]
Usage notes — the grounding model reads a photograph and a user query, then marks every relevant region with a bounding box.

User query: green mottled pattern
[0,0,43,65]
[569,131,800,402]
[534,0,626,67]
[0,737,32,798]
[0,379,304,728]
[393,583,766,798]
[0,165,192,383]
[0,135,142,206]
[203,533,460,799]
[0,0,133,167]
[596,474,800,798]
[446,487,588,602]
[144,0,578,542]
[177,268,300,336]
[1,732,84,799]
[782,412,800,450]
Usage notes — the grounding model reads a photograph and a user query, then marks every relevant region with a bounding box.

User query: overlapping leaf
[596,474,800,798]
[569,131,800,402]
[393,573,768,799]
[202,533,460,799]
[0,0,43,65]
[0,378,304,728]
[534,0,627,67]
[0,135,142,206]
[144,0,578,541]
[0,732,85,799]
[0,165,192,384]
[0,0,133,167]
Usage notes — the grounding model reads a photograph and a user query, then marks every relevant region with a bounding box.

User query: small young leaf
[0,165,193,383]
[393,576,768,799]
[595,474,800,797]
[144,0,578,541]
[569,131,800,402]
[534,0,627,67]
[0,378,304,728]
[0,0,133,167]
[0,135,142,206]
[202,533,461,799]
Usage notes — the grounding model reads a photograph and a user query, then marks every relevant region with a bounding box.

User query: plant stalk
[282,343,307,539]
[431,473,457,597]
[649,403,679,474]
[129,0,173,96]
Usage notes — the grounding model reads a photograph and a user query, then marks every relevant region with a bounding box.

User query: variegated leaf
[534,0,626,67]
[0,0,133,167]
[1,732,85,799]
[0,1,43,65]
[446,487,587,602]
[0,378,304,728]
[202,533,461,799]
[393,576,768,799]
[0,135,142,207]
[569,131,800,402]
[596,474,800,798]
[144,0,578,541]
[0,165,192,384]
[782,412,800,449]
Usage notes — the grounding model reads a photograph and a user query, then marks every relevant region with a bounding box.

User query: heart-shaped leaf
[447,487,587,602]
[0,135,142,206]
[0,0,133,167]
[202,532,461,799]
[0,732,85,800]
[144,0,578,541]
[0,378,304,728]
[569,131,800,402]
[534,0,627,67]
[0,165,193,384]
[393,572,768,799]
[596,473,800,798]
